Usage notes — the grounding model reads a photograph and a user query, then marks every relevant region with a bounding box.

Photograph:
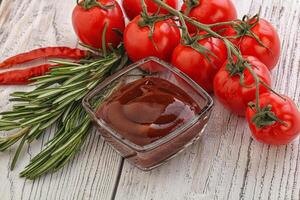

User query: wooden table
[0,0,299,199]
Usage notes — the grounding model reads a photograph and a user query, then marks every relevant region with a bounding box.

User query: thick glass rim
[82,57,214,152]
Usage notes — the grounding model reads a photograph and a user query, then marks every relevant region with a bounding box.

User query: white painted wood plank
[0,0,122,200]
[114,0,300,200]
[1,0,300,199]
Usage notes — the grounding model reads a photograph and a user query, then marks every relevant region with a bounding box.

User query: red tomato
[124,15,180,63]
[72,0,125,49]
[222,18,281,70]
[213,56,271,116]
[246,93,300,145]
[122,0,178,20]
[181,0,237,33]
[171,36,227,93]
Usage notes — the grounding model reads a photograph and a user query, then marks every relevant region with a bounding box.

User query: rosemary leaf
[27,124,41,142]
[11,130,29,170]
[0,128,30,151]
[31,75,70,85]
[52,88,86,104]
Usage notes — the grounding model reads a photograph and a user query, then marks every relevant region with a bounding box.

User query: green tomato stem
[141,0,148,14]
[152,0,267,117]
[152,0,286,127]
[208,21,237,28]
[184,0,200,15]
[102,22,109,57]
[77,0,114,10]
[244,65,261,112]
[151,0,243,61]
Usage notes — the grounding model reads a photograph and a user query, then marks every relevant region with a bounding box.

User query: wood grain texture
[0,0,300,200]
[114,0,300,200]
[0,1,122,200]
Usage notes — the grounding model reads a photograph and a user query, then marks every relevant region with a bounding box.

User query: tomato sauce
[96,77,200,146]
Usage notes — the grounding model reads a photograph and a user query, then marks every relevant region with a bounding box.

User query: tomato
[213,56,271,116]
[181,0,237,33]
[72,0,125,49]
[222,18,281,70]
[124,15,180,63]
[246,93,300,145]
[171,36,227,93]
[122,0,178,20]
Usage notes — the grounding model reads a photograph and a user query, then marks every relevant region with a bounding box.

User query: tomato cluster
[72,0,300,145]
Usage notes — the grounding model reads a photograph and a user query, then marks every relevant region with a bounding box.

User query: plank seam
[110,159,125,200]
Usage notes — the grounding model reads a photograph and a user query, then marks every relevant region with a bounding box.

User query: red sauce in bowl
[96,77,200,146]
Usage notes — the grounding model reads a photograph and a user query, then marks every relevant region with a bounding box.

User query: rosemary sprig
[0,45,127,179]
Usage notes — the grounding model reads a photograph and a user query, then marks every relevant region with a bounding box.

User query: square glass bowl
[82,57,213,170]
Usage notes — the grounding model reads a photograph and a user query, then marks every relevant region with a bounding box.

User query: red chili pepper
[0,64,58,85]
[0,47,86,69]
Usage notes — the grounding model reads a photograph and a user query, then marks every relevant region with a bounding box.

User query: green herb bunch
[0,45,127,179]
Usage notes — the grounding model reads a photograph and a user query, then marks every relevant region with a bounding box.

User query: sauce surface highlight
[96,77,200,146]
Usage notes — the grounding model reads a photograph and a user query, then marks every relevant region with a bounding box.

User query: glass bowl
[82,57,213,170]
